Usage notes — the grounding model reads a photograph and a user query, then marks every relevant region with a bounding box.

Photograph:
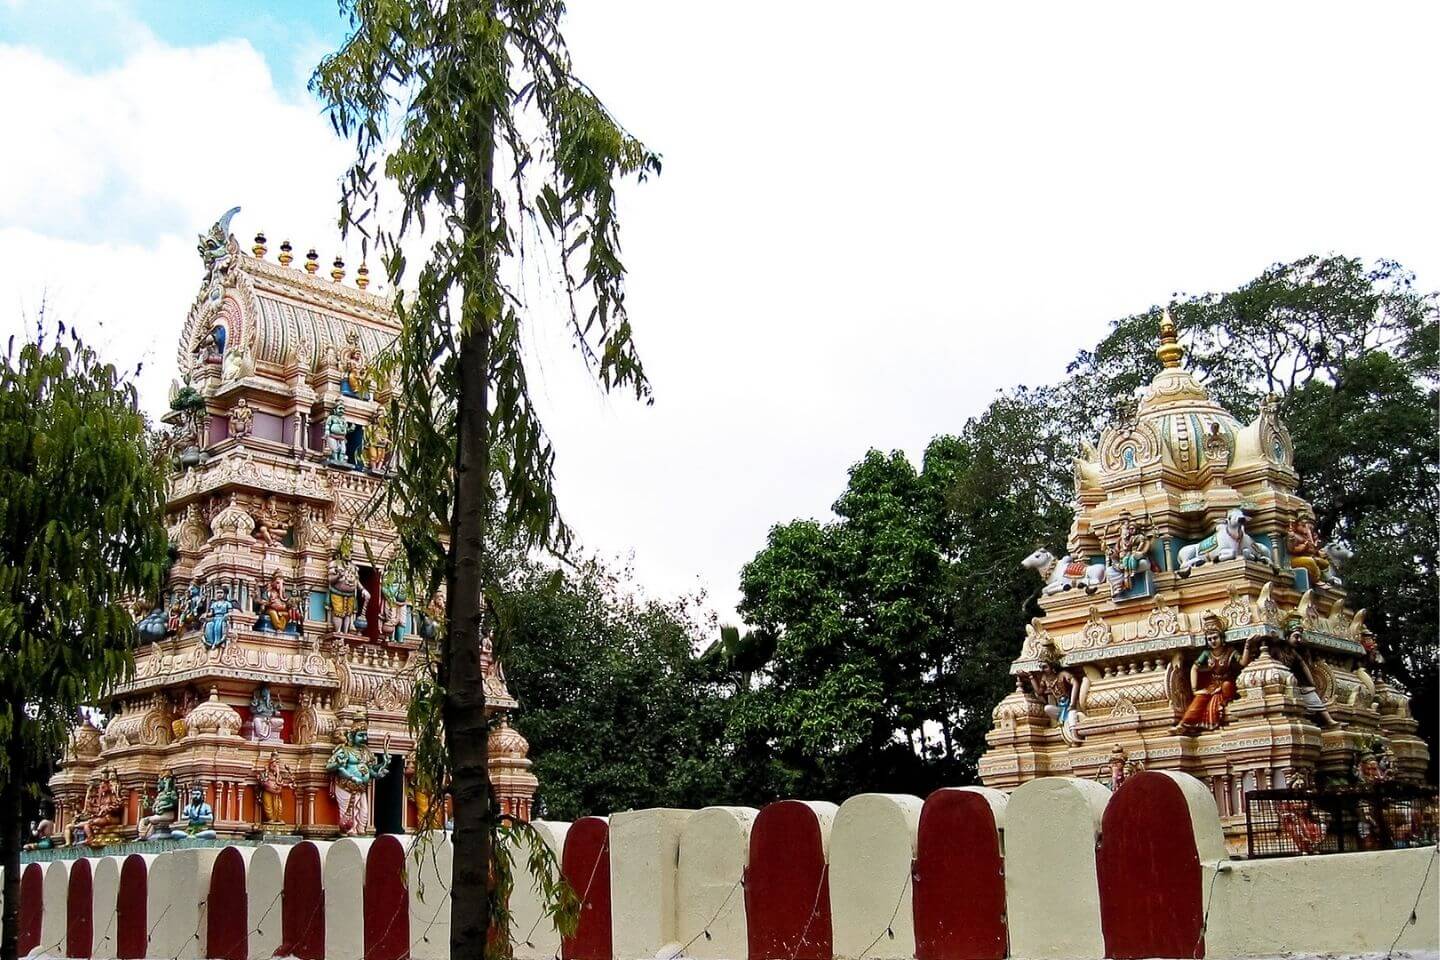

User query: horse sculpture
[1022,548,1107,595]
[1177,507,1274,575]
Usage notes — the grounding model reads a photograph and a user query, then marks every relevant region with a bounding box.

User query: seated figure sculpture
[1025,639,1087,744]
[181,786,217,840]
[138,770,181,840]
[1172,611,1254,734]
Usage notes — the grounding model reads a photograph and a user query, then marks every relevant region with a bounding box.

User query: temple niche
[49,210,537,846]
[982,309,1429,847]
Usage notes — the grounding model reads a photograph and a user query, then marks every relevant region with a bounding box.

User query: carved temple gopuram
[47,210,537,846]
[980,309,1429,846]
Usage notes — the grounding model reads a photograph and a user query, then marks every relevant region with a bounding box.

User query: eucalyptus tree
[0,325,169,960]
[312,1,658,954]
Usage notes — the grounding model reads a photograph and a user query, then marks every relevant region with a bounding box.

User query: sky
[2,1,1437,630]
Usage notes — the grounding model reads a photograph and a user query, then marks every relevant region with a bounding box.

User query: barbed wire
[786,865,829,960]
[856,867,909,960]
[1385,843,1438,960]
[659,873,744,960]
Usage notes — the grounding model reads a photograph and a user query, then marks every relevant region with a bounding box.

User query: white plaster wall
[610,808,694,960]
[247,843,288,960]
[1005,776,1111,960]
[32,859,70,957]
[90,855,123,959]
[1205,844,1440,957]
[146,847,219,960]
[323,837,374,960]
[830,793,922,960]
[676,806,757,960]
[405,833,454,960]
[509,820,570,960]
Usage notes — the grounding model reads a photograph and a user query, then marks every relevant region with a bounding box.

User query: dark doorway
[374,754,405,835]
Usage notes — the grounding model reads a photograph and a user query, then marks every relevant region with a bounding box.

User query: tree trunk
[446,25,500,959]
[0,740,24,960]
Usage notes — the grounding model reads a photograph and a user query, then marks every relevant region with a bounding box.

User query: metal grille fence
[1245,784,1439,858]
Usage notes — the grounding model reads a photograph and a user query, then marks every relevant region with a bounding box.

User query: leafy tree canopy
[0,324,169,960]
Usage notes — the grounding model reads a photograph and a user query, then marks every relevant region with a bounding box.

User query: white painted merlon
[676,806,757,960]
[830,793,922,960]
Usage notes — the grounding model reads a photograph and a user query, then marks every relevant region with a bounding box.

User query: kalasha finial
[356,262,370,289]
[252,232,268,258]
[1156,305,1184,369]
[331,255,345,283]
[278,240,293,267]
[305,249,319,274]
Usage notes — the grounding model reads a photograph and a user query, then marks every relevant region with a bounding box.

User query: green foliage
[0,321,169,960]
[735,254,1437,797]
[735,392,1071,798]
[311,1,658,955]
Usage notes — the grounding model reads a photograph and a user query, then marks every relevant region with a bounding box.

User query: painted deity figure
[193,322,227,368]
[258,570,291,632]
[250,685,282,742]
[1172,611,1254,734]
[202,586,233,648]
[1105,511,1152,593]
[1275,616,1339,729]
[1024,640,1087,744]
[364,406,392,472]
[254,496,287,548]
[339,329,369,397]
[328,549,371,634]
[183,583,206,629]
[23,819,56,851]
[1287,515,1336,586]
[326,400,351,466]
[258,751,295,825]
[380,561,411,643]
[138,771,180,840]
[79,769,124,845]
[229,398,254,438]
[326,724,392,836]
[181,786,217,839]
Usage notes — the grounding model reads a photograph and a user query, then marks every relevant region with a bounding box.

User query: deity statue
[1286,514,1338,586]
[183,583,206,629]
[193,322,227,369]
[1103,744,1144,790]
[165,589,184,635]
[180,786,217,840]
[326,722,392,836]
[380,561,411,642]
[1275,616,1339,729]
[138,770,181,840]
[1178,507,1274,573]
[1202,420,1230,464]
[258,751,295,826]
[77,768,124,846]
[229,398,254,438]
[339,329,369,398]
[250,685,282,743]
[326,400,351,466]
[257,570,291,633]
[287,588,306,635]
[254,496,288,548]
[197,206,240,296]
[1024,640,1087,744]
[23,818,57,851]
[1171,611,1254,734]
[364,406,392,472]
[1103,511,1153,594]
[202,586,233,649]
[328,548,371,635]
[171,686,200,739]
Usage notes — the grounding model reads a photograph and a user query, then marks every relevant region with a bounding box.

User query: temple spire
[1156,305,1185,369]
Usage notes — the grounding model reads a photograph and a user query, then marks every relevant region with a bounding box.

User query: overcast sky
[2,1,1436,630]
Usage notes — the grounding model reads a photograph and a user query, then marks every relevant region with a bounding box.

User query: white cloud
[3,2,1438,633]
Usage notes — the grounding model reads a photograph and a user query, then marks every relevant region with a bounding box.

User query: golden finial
[1156,305,1184,369]
[331,255,345,283]
[304,249,319,274]
[356,262,370,289]
[278,240,293,267]
[252,231,267,258]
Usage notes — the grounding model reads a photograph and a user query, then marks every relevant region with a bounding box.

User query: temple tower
[981,309,1428,846]
[50,211,538,843]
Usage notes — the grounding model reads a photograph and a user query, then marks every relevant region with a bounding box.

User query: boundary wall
[9,773,1437,960]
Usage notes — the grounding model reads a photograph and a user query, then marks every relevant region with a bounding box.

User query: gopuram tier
[980,309,1429,846]
[49,210,537,846]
